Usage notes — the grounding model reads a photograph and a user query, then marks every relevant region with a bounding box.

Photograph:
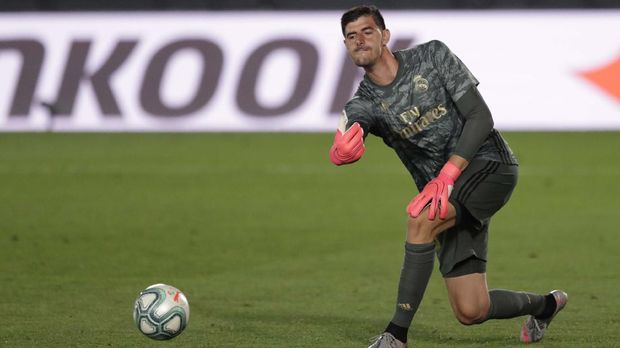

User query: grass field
[1,132,619,347]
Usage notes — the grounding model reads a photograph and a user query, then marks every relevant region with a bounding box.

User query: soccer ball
[133,283,190,340]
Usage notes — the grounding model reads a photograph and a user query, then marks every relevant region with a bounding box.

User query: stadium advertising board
[0,11,618,131]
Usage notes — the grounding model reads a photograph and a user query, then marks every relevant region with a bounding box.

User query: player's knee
[453,303,488,326]
[407,216,434,243]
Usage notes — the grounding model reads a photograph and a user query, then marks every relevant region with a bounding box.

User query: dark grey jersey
[343,40,517,190]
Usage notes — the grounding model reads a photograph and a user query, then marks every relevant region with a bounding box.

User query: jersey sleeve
[342,97,375,137]
[429,40,479,103]
[453,86,494,161]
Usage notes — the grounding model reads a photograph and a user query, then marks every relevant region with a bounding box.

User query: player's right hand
[329,122,365,165]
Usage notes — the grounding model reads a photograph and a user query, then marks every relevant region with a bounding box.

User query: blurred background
[0,0,619,132]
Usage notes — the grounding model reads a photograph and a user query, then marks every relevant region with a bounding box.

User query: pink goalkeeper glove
[329,122,365,165]
[407,161,462,220]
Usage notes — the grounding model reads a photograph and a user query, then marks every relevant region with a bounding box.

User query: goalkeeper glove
[329,122,365,165]
[407,161,462,220]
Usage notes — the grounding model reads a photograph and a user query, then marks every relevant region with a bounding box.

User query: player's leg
[440,160,567,342]
[441,226,550,325]
[436,160,503,325]
[444,270,490,325]
[443,264,551,325]
[372,161,501,346]
[370,205,457,348]
[444,266,566,330]
[406,206,456,244]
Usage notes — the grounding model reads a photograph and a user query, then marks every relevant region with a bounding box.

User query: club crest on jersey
[413,75,429,92]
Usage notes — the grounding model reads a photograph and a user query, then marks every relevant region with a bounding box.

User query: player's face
[343,15,389,68]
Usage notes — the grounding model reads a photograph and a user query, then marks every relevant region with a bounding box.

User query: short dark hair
[341,5,386,37]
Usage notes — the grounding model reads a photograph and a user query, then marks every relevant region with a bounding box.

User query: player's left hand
[407,161,462,220]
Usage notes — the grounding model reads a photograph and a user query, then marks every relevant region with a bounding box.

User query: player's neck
[365,48,399,86]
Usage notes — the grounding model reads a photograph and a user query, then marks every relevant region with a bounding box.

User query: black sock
[486,289,546,320]
[390,242,435,328]
[535,293,557,319]
[385,321,408,343]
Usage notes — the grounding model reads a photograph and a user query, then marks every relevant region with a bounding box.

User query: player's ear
[381,28,391,46]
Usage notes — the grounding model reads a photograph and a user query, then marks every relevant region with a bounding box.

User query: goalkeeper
[330,5,568,348]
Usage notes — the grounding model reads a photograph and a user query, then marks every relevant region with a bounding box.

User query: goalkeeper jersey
[343,40,517,190]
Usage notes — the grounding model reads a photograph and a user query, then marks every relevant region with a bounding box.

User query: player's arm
[452,85,494,162]
[407,86,492,219]
[329,111,366,166]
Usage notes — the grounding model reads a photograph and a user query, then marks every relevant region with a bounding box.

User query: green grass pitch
[1,132,619,347]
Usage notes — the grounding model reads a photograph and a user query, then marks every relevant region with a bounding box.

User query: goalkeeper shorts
[435,159,518,277]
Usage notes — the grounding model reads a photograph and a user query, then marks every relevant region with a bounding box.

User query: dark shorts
[436,160,518,278]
